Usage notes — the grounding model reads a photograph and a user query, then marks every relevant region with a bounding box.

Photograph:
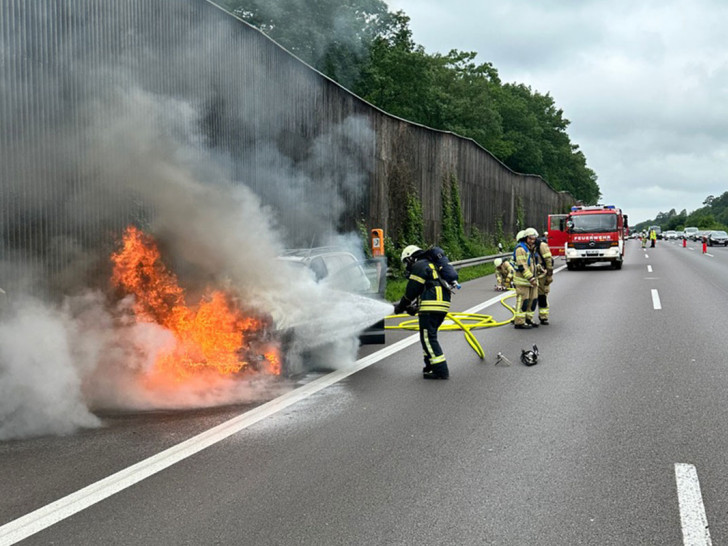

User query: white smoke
[0,88,391,441]
[0,2,391,440]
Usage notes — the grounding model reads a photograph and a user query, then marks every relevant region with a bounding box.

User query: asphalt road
[2,237,728,545]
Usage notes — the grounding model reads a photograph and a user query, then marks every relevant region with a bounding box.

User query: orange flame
[111,226,280,383]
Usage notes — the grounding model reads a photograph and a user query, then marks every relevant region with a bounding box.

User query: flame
[111,226,280,383]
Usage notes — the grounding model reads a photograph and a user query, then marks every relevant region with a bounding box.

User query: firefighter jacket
[536,240,553,278]
[496,261,515,287]
[513,242,537,286]
[401,258,451,314]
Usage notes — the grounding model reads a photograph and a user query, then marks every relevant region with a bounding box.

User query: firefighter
[513,228,539,329]
[393,245,451,379]
[535,231,554,325]
[649,228,657,248]
[493,257,515,290]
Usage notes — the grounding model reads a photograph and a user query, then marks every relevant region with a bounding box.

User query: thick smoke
[0,2,391,440]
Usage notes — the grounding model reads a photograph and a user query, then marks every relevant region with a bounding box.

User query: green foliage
[222,0,391,90]
[515,196,525,232]
[439,174,461,259]
[356,218,373,258]
[637,192,728,232]
[401,192,425,248]
[383,233,404,277]
[223,0,601,204]
[385,262,496,301]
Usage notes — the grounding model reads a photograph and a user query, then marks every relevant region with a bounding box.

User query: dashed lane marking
[675,463,712,546]
[647,265,653,273]
[651,289,662,310]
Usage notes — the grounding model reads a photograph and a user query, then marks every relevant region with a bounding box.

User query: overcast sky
[385,0,728,224]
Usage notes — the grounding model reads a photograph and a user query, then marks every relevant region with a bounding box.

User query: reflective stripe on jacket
[404,259,451,313]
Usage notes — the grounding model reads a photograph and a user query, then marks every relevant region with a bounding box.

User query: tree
[221,0,601,203]
[221,0,391,89]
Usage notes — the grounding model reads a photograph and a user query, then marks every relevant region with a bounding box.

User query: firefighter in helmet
[535,231,554,324]
[393,245,451,379]
[493,257,515,290]
[513,228,539,329]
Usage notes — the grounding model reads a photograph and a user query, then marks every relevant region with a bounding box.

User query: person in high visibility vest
[493,257,515,290]
[535,232,554,325]
[393,245,451,379]
[512,228,539,329]
[649,229,657,247]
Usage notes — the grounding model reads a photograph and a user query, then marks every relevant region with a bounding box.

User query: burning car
[109,227,389,388]
[110,226,283,386]
[274,247,388,376]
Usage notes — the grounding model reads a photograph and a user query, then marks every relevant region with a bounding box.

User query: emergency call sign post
[370,229,384,256]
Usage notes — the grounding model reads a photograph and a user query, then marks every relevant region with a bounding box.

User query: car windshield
[712,231,727,237]
[570,213,617,233]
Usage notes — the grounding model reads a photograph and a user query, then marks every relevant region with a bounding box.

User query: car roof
[279,246,355,259]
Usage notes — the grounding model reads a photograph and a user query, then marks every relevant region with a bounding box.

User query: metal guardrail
[386,252,511,279]
[450,253,511,270]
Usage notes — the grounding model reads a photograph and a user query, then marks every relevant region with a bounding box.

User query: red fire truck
[548,205,628,270]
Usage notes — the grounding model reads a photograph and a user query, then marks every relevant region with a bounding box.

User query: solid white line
[0,337,423,545]
[651,289,662,310]
[1,274,529,545]
[647,265,653,273]
[675,463,712,545]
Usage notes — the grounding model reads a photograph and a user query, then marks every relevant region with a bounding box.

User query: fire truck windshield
[570,213,618,233]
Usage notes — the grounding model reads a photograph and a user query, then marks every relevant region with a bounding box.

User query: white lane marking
[0,278,527,544]
[645,254,649,258]
[647,265,653,273]
[0,336,401,543]
[651,289,662,310]
[704,253,713,258]
[675,463,712,546]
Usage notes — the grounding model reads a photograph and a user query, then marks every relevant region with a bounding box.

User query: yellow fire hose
[385,292,517,359]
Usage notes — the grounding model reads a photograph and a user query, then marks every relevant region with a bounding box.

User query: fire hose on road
[385,292,517,359]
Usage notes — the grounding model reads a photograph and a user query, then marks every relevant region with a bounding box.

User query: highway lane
[3,238,728,544]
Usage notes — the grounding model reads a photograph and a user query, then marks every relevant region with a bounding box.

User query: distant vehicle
[551,204,628,270]
[663,230,677,240]
[547,214,568,256]
[675,230,685,239]
[708,231,728,246]
[684,227,699,240]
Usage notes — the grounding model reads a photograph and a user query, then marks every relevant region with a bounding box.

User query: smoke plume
[0,2,390,440]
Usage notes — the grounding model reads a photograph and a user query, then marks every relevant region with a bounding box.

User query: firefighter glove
[394,297,411,315]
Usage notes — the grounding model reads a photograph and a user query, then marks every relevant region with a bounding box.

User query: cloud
[386,0,728,222]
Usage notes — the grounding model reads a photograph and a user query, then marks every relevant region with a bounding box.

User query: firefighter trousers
[537,276,552,321]
[419,312,448,369]
[514,282,537,325]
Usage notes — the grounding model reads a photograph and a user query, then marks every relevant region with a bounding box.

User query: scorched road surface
[2,238,727,545]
